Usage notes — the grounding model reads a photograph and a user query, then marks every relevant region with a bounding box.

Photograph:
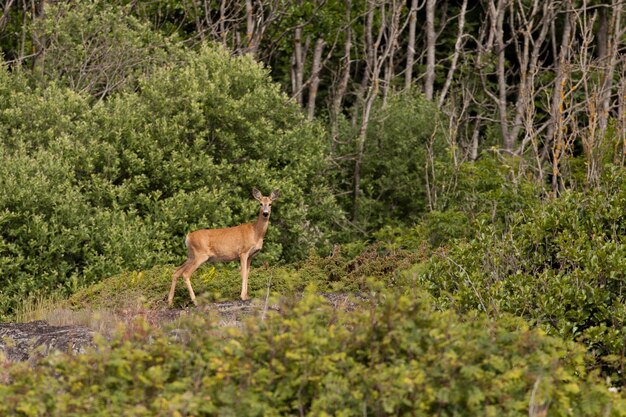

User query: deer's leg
[240,253,250,301]
[169,260,190,306]
[180,254,208,306]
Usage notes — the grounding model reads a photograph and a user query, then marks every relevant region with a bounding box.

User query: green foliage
[334,90,446,233]
[0,44,339,317]
[431,155,541,232]
[366,155,541,249]
[30,2,181,99]
[62,241,421,311]
[1,291,623,416]
[418,165,626,380]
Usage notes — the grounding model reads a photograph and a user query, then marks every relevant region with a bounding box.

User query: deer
[168,188,279,306]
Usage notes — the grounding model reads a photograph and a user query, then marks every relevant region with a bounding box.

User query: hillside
[1,276,625,416]
[1,1,626,415]
[1,243,625,415]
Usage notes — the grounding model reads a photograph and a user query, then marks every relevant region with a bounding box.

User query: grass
[13,292,68,323]
[10,244,422,334]
[11,262,293,333]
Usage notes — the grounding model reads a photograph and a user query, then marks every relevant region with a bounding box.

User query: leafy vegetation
[1,0,626,414]
[2,291,624,417]
[415,167,626,383]
[0,44,338,317]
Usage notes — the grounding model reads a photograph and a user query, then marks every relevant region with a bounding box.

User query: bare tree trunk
[219,0,227,45]
[382,1,401,107]
[353,0,402,223]
[352,0,379,222]
[405,0,418,90]
[292,26,304,106]
[512,0,552,155]
[548,4,574,195]
[577,0,624,183]
[245,0,254,54]
[576,0,600,184]
[190,0,206,42]
[492,0,513,151]
[597,4,608,60]
[355,0,375,108]
[30,0,46,75]
[438,0,468,107]
[424,0,436,100]
[470,118,481,161]
[330,0,352,143]
[0,0,16,32]
[618,72,626,166]
[306,37,326,120]
[598,0,623,134]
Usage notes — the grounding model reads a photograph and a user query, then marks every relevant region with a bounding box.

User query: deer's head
[252,188,279,218]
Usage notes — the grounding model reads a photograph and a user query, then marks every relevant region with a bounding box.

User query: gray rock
[0,320,94,363]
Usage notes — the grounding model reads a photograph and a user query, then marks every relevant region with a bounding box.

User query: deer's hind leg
[169,259,191,306]
[168,254,208,306]
[180,253,209,306]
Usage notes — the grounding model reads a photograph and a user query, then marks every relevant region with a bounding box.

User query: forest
[0,0,625,415]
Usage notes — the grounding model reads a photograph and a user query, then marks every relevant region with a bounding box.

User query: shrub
[1,291,623,416]
[0,44,339,317]
[417,166,626,381]
[30,2,181,99]
[332,91,446,234]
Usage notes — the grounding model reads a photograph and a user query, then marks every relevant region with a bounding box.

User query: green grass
[10,244,422,332]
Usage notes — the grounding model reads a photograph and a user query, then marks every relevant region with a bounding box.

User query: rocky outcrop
[0,293,364,363]
[0,321,94,363]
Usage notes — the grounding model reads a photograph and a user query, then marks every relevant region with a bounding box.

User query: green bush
[30,2,181,99]
[2,291,623,416]
[0,44,339,317]
[417,165,626,380]
[333,91,446,233]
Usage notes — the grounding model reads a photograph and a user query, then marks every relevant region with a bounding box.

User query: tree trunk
[0,0,16,32]
[307,37,326,120]
[330,0,352,143]
[404,0,418,90]
[598,0,623,134]
[512,0,552,156]
[30,0,46,75]
[492,0,512,151]
[438,0,468,108]
[219,0,227,45]
[245,0,254,55]
[548,4,573,195]
[424,0,436,100]
[353,1,402,223]
[292,26,304,106]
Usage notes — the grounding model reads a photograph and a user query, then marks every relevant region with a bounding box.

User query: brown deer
[168,188,279,306]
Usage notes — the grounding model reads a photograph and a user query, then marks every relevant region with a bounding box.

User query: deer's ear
[270,189,280,200]
[252,188,263,201]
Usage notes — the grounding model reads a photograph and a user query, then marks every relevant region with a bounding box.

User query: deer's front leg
[240,253,250,301]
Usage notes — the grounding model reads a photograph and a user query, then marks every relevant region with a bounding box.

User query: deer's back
[186,223,257,262]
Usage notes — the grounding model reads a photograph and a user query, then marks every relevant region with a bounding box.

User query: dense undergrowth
[3,173,626,413]
[2,3,626,413]
[2,290,625,416]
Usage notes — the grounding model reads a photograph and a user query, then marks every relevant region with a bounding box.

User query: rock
[0,293,365,364]
[0,320,93,363]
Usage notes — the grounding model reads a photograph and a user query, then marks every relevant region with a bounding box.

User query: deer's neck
[254,212,270,240]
